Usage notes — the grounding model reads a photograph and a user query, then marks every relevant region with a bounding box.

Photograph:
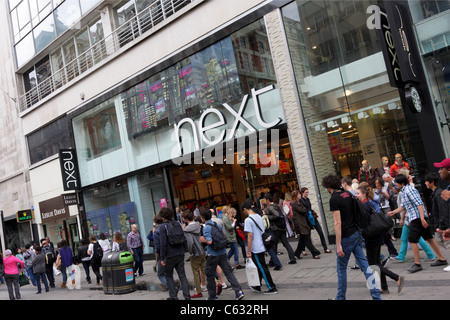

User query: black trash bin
[102,251,136,294]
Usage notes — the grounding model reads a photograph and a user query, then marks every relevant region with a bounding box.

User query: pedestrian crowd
[1,157,448,301]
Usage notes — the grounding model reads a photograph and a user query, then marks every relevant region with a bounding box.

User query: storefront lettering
[42,207,66,220]
[173,85,281,155]
[59,149,80,191]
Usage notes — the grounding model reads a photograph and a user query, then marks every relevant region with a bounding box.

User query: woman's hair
[227,207,236,218]
[291,190,300,200]
[113,232,125,244]
[284,192,292,201]
[374,177,384,187]
[60,239,68,247]
[99,233,106,240]
[358,182,374,200]
[89,234,97,242]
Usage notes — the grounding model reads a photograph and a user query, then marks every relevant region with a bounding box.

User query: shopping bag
[19,271,29,287]
[245,258,260,287]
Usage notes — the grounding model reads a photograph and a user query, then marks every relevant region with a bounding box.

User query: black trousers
[295,234,321,257]
[45,264,55,287]
[366,244,399,291]
[273,229,296,261]
[251,252,276,291]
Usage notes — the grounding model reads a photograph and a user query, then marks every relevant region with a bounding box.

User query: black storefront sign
[59,149,81,191]
[16,209,33,223]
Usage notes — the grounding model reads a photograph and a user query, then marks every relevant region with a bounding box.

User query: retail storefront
[280,0,446,238]
[70,18,300,254]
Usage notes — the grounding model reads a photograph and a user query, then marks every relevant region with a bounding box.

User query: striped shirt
[401,184,428,221]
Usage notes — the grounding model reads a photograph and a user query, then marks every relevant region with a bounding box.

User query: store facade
[69,17,301,254]
[62,0,447,250]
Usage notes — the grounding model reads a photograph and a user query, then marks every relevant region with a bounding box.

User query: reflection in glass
[79,0,101,14]
[15,33,35,67]
[33,13,56,52]
[54,0,81,35]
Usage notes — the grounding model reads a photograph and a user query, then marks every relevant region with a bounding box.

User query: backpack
[249,216,274,250]
[44,250,55,265]
[348,192,370,229]
[272,204,286,229]
[209,222,227,250]
[92,242,103,262]
[165,221,186,246]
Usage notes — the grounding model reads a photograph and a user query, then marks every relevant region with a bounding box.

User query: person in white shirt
[242,201,278,295]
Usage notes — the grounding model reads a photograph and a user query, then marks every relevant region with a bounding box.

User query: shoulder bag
[249,216,274,250]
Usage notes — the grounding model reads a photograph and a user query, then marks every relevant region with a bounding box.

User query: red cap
[434,158,450,169]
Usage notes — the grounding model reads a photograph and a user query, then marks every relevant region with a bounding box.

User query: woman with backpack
[87,234,103,286]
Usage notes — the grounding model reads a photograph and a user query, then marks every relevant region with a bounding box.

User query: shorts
[408,218,434,243]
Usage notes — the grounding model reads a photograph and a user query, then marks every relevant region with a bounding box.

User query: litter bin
[102,251,136,294]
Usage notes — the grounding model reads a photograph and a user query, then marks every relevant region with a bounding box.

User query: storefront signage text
[173,85,281,154]
[39,195,71,223]
[59,149,81,191]
[16,209,33,223]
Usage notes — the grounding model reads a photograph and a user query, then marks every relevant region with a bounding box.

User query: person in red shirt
[390,153,409,178]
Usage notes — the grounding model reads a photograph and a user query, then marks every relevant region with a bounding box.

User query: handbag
[55,254,62,271]
[361,202,394,239]
[249,216,274,250]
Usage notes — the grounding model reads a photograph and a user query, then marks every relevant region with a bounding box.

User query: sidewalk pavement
[1,238,449,301]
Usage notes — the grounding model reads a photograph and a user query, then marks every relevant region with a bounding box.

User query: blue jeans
[132,247,144,275]
[227,242,240,265]
[336,231,381,300]
[26,266,36,286]
[34,272,49,293]
[397,225,435,261]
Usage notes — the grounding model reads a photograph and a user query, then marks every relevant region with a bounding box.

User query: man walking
[388,174,448,273]
[41,239,55,288]
[242,201,278,294]
[127,224,146,276]
[322,174,381,300]
[200,209,244,300]
[264,193,296,264]
[159,207,191,300]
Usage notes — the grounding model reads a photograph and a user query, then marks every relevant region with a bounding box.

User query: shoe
[263,288,278,295]
[390,256,404,263]
[206,296,218,300]
[250,286,261,292]
[159,284,168,292]
[221,282,228,289]
[397,276,405,294]
[216,283,222,295]
[139,272,146,276]
[273,266,282,271]
[201,285,207,292]
[380,289,390,294]
[350,265,360,270]
[443,265,450,272]
[407,264,423,273]
[60,282,67,288]
[235,290,245,300]
[430,259,448,267]
[236,265,245,269]
[288,259,297,264]
[191,293,203,298]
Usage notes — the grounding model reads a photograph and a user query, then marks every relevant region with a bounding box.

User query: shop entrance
[170,131,299,220]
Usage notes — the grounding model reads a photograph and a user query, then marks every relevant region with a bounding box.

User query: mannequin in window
[389,153,409,178]
[358,160,377,187]
[376,156,390,178]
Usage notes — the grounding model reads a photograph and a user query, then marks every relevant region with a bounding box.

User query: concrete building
[0,0,448,255]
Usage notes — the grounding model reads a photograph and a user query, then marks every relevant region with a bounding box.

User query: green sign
[16,210,33,223]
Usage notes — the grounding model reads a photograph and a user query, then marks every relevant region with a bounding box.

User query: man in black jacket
[264,194,296,264]
[41,239,55,288]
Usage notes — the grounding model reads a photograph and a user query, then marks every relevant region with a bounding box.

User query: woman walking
[291,190,321,259]
[356,184,405,294]
[299,187,332,254]
[58,240,73,288]
[3,249,25,300]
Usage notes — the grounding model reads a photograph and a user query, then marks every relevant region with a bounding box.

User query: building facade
[1,0,448,254]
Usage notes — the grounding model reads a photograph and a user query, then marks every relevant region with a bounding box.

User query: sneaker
[430,259,448,267]
[390,256,404,263]
[263,288,278,295]
[191,293,203,298]
[350,265,360,270]
[221,282,228,289]
[216,283,222,295]
[250,286,261,292]
[443,265,450,272]
[201,285,207,292]
[407,264,423,273]
[235,290,245,300]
